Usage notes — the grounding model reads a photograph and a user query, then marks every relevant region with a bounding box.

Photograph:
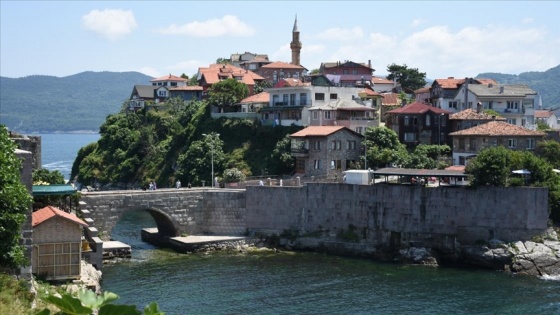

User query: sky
[1,1,560,80]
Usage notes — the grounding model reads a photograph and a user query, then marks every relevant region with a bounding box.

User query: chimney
[448,77,454,79]
[499,86,504,94]
[477,101,482,113]
[368,59,372,69]
[488,83,493,88]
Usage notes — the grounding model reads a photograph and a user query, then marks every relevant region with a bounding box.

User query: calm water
[43,134,560,314]
[39,133,100,180]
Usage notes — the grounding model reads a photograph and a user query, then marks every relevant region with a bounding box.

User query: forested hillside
[71,100,301,189]
[0,71,153,132]
[477,64,560,108]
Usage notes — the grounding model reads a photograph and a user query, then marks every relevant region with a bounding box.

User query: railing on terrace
[211,112,259,119]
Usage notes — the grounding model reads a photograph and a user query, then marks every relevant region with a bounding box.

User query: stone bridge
[80,188,246,239]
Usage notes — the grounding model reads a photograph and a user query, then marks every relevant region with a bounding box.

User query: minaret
[290,15,302,66]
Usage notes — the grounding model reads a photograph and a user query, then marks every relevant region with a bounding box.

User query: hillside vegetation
[477,64,560,108]
[70,100,301,188]
[0,71,153,132]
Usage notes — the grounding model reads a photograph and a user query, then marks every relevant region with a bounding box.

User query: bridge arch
[144,208,179,237]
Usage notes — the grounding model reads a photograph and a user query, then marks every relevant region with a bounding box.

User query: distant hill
[476,65,560,109]
[0,71,153,133]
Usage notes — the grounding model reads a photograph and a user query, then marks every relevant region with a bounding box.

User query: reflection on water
[101,211,560,315]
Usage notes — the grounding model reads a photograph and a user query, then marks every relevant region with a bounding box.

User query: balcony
[291,148,309,157]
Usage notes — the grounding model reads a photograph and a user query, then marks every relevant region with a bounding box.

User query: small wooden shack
[32,206,88,280]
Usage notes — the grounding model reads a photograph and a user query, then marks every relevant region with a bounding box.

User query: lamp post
[364,140,367,170]
[202,133,220,188]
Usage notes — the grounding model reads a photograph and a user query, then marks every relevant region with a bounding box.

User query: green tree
[32,168,65,185]
[386,63,427,90]
[465,146,511,186]
[483,109,501,117]
[535,140,560,168]
[215,57,232,65]
[310,69,320,75]
[176,133,225,186]
[363,126,407,169]
[536,121,552,131]
[187,73,199,86]
[270,134,295,174]
[207,78,248,108]
[254,80,272,94]
[0,125,33,268]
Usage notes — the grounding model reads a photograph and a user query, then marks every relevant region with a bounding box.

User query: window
[283,94,289,105]
[507,101,519,110]
[300,93,307,105]
[404,116,410,126]
[393,116,398,124]
[315,93,325,101]
[355,127,363,134]
[330,93,337,100]
[468,102,473,108]
[459,138,465,150]
[314,159,322,169]
[290,94,296,105]
[508,139,517,148]
[521,118,526,127]
[331,160,342,170]
[449,101,458,109]
[507,118,517,125]
[331,140,342,150]
[158,90,166,97]
[413,117,418,125]
[527,138,535,149]
[404,133,416,142]
[347,140,357,150]
[312,140,321,150]
[425,115,431,126]
[469,138,476,151]
[324,111,332,119]
[249,64,257,70]
[352,69,358,75]
[343,69,349,75]
[273,95,279,105]
[312,111,318,120]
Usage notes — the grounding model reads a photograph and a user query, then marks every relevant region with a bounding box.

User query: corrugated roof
[468,84,537,97]
[449,121,546,137]
[33,184,77,196]
[381,93,399,106]
[32,206,88,228]
[387,102,452,115]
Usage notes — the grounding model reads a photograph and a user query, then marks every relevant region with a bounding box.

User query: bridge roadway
[80,187,247,240]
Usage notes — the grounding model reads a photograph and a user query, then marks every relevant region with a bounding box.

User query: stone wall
[80,184,549,248]
[245,183,549,245]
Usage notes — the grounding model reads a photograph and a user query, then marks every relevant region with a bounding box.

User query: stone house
[32,206,88,281]
[290,126,364,178]
[448,121,546,165]
[385,101,452,148]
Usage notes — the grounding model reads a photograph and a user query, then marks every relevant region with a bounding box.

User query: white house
[535,110,559,129]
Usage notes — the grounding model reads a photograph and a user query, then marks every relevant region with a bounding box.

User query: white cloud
[316,26,363,41]
[165,60,205,76]
[522,17,534,25]
[410,19,424,28]
[158,15,255,37]
[82,9,137,41]
[353,25,559,79]
[136,67,160,78]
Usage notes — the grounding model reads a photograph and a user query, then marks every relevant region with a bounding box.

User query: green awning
[33,185,77,196]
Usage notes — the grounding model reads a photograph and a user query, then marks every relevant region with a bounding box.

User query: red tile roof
[371,76,394,85]
[449,121,546,137]
[277,78,309,87]
[260,61,305,70]
[381,93,399,106]
[535,110,553,118]
[360,88,383,97]
[387,101,452,115]
[434,77,465,89]
[198,64,264,85]
[450,108,506,121]
[32,206,88,228]
[239,92,269,104]
[150,74,187,82]
[414,87,430,94]
[168,86,203,91]
[291,126,348,137]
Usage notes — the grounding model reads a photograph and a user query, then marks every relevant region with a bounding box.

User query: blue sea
[41,133,560,315]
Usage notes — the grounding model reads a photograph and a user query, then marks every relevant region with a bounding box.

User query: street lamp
[364,140,367,170]
[202,133,220,188]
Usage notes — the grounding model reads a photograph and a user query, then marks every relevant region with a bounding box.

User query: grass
[0,273,34,314]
